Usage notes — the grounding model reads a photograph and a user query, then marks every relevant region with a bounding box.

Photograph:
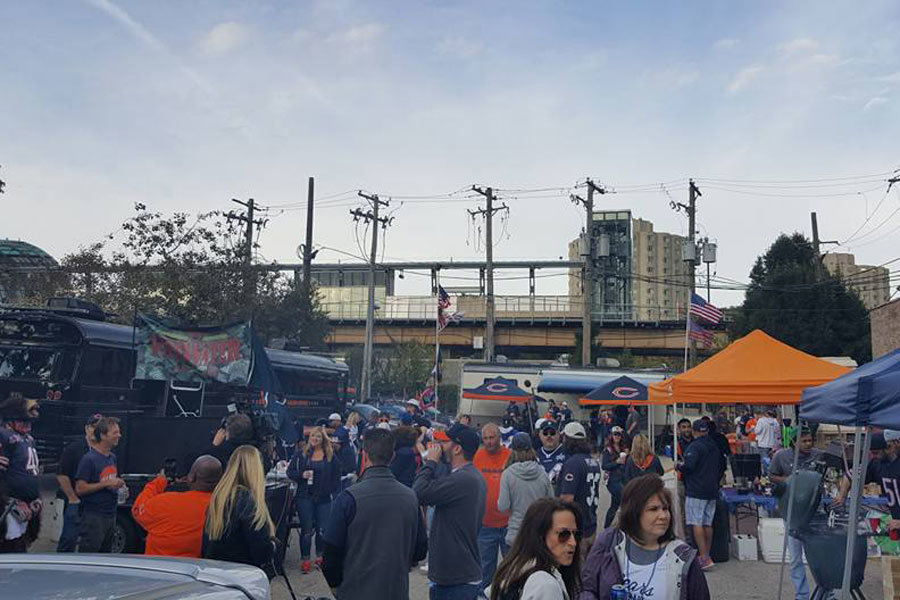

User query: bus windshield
[0,346,76,383]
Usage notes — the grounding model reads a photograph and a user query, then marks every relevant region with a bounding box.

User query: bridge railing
[318,294,690,324]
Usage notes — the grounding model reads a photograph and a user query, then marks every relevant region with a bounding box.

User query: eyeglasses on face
[555,528,582,543]
[541,428,558,436]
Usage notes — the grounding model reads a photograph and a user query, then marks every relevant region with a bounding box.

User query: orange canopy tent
[647,329,851,405]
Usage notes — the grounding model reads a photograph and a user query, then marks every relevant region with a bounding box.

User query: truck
[0,302,348,551]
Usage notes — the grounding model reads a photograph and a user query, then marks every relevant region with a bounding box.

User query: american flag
[690,293,723,325]
[688,318,715,347]
[438,286,451,310]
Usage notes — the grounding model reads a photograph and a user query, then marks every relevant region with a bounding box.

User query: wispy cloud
[200,22,249,57]
[714,38,740,50]
[863,96,888,110]
[437,36,484,60]
[84,0,212,94]
[777,37,819,54]
[727,65,765,94]
[328,22,383,46]
[873,71,900,83]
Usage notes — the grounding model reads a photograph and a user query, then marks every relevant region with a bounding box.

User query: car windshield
[0,346,75,382]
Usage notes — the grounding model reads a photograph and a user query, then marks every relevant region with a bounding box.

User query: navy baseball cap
[433,423,480,454]
[692,419,709,432]
[511,432,532,450]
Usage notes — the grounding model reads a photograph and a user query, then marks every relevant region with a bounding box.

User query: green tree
[15,204,330,348]
[731,233,871,363]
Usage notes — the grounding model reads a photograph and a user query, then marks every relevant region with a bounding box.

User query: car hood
[0,554,269,600]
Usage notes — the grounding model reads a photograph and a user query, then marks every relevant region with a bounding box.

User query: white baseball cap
[562,421,587,439]
[884,430,900,443]
[406,399,420,408]
[534,417,547,430]
[328,413,342,421]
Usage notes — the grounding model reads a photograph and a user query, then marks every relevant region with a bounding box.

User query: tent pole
[673,402,682,538]
[776,424,804,600]
[841,427,870,600]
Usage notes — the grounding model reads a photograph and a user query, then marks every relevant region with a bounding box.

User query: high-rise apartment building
[822,252,891,311]
[568,211,691,322]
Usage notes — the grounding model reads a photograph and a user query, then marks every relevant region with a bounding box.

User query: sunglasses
[378,418,390,423]
[540,428,558,436]
[555,528,582,543]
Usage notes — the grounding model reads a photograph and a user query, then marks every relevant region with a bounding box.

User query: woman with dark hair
[489,497,582,600]
[601,426,629,528]
[580,474,710,600]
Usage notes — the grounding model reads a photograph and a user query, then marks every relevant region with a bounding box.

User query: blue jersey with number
[557,452,603,536]
[867,456,900,519]
[0,426,41,502]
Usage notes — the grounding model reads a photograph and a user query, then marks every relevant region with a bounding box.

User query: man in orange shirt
[132,455,222,557]
[473,422,510,595]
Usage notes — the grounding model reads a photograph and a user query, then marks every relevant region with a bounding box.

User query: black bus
[0,306,348,550]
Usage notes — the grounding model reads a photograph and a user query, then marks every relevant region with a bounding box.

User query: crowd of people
[13,392,841,599]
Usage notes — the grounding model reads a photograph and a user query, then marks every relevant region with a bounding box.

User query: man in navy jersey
[557,421,602,555]
[837,430,900,530]
[534,419,567,487]
[0,394,42,552]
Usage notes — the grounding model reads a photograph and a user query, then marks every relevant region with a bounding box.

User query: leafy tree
[344,341,434,401]
[731,233,871,364]
[12,204,330,348]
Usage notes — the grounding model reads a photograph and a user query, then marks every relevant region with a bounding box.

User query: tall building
[822,253,891,311]
[569,211,691,322]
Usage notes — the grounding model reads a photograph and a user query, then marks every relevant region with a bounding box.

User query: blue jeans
[56,501,81,553]
[605,480,624,528]
[477,526,508,592]
[788,534,810,600]
[296,497,332,559]
[429,582,480,600]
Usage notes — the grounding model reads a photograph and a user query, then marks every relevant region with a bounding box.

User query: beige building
[871,298,900,358]
[822,253,891,311]
[569,211,691,322]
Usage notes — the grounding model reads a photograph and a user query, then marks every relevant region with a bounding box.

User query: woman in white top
[489,497,582,600]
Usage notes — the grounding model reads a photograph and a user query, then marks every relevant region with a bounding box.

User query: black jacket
[201,487,275,570]
[678,435,722,500]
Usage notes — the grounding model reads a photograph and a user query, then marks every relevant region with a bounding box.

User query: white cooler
[731,534,759,560]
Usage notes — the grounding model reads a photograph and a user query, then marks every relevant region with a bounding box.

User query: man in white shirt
[753,409,780,461]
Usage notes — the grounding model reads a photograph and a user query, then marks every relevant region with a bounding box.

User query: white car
[0,554,270,599]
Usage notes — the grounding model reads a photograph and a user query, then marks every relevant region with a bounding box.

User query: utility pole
[572,179,607,367]
[301,177,316,290]
[470,186,508,362]
[352,192,392,403]
[687,180,700,366]
[226,198,266,301]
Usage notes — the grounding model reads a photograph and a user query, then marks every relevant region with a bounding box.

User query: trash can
[797,517,867,591]
[710,498,731,564]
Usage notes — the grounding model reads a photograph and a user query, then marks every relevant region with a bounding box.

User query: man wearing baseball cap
[413,423,486,600]
[406,399,432,429]
[557,421,603,553]
[676,419,724,570]
[534,418,567,486]
[837,430,900,532]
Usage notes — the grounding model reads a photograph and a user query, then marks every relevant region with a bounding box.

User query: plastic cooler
[731,534,759,561]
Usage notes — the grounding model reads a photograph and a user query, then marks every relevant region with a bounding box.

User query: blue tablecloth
[720,488,778,513]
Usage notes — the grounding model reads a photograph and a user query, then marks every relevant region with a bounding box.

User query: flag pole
[434,273,441,413]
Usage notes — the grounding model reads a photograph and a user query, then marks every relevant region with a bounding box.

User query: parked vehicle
[0,303,346,552]
[0,553,270,600]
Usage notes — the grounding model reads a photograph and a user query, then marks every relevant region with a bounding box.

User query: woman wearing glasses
[580,474,710,600]
[601,426,629,528]
[489,497,583,600]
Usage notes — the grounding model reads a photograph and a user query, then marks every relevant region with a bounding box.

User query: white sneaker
[419,561,428,572]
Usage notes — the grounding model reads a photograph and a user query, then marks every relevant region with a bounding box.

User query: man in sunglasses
[535,418,568,486]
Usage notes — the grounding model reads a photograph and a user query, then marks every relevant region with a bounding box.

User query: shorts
[685,497,716,527]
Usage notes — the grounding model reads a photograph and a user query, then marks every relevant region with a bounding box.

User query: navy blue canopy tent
[797,347,900,598]
[579,376,653,406]
[463,376,533,403]
[800,347,900,428]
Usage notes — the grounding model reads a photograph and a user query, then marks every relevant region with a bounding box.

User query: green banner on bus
[134,314,253,385]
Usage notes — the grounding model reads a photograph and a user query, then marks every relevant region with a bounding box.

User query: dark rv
[0,305,347,550]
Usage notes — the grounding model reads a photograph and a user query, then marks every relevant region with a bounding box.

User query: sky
[2,0,899,308]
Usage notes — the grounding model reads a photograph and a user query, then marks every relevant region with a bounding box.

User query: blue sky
[2,0,899,307]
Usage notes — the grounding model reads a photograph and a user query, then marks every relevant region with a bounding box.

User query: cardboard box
[731,534,758,561]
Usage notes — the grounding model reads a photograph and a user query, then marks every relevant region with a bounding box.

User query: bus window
[0,346,63,382]
[78,346,134,388]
